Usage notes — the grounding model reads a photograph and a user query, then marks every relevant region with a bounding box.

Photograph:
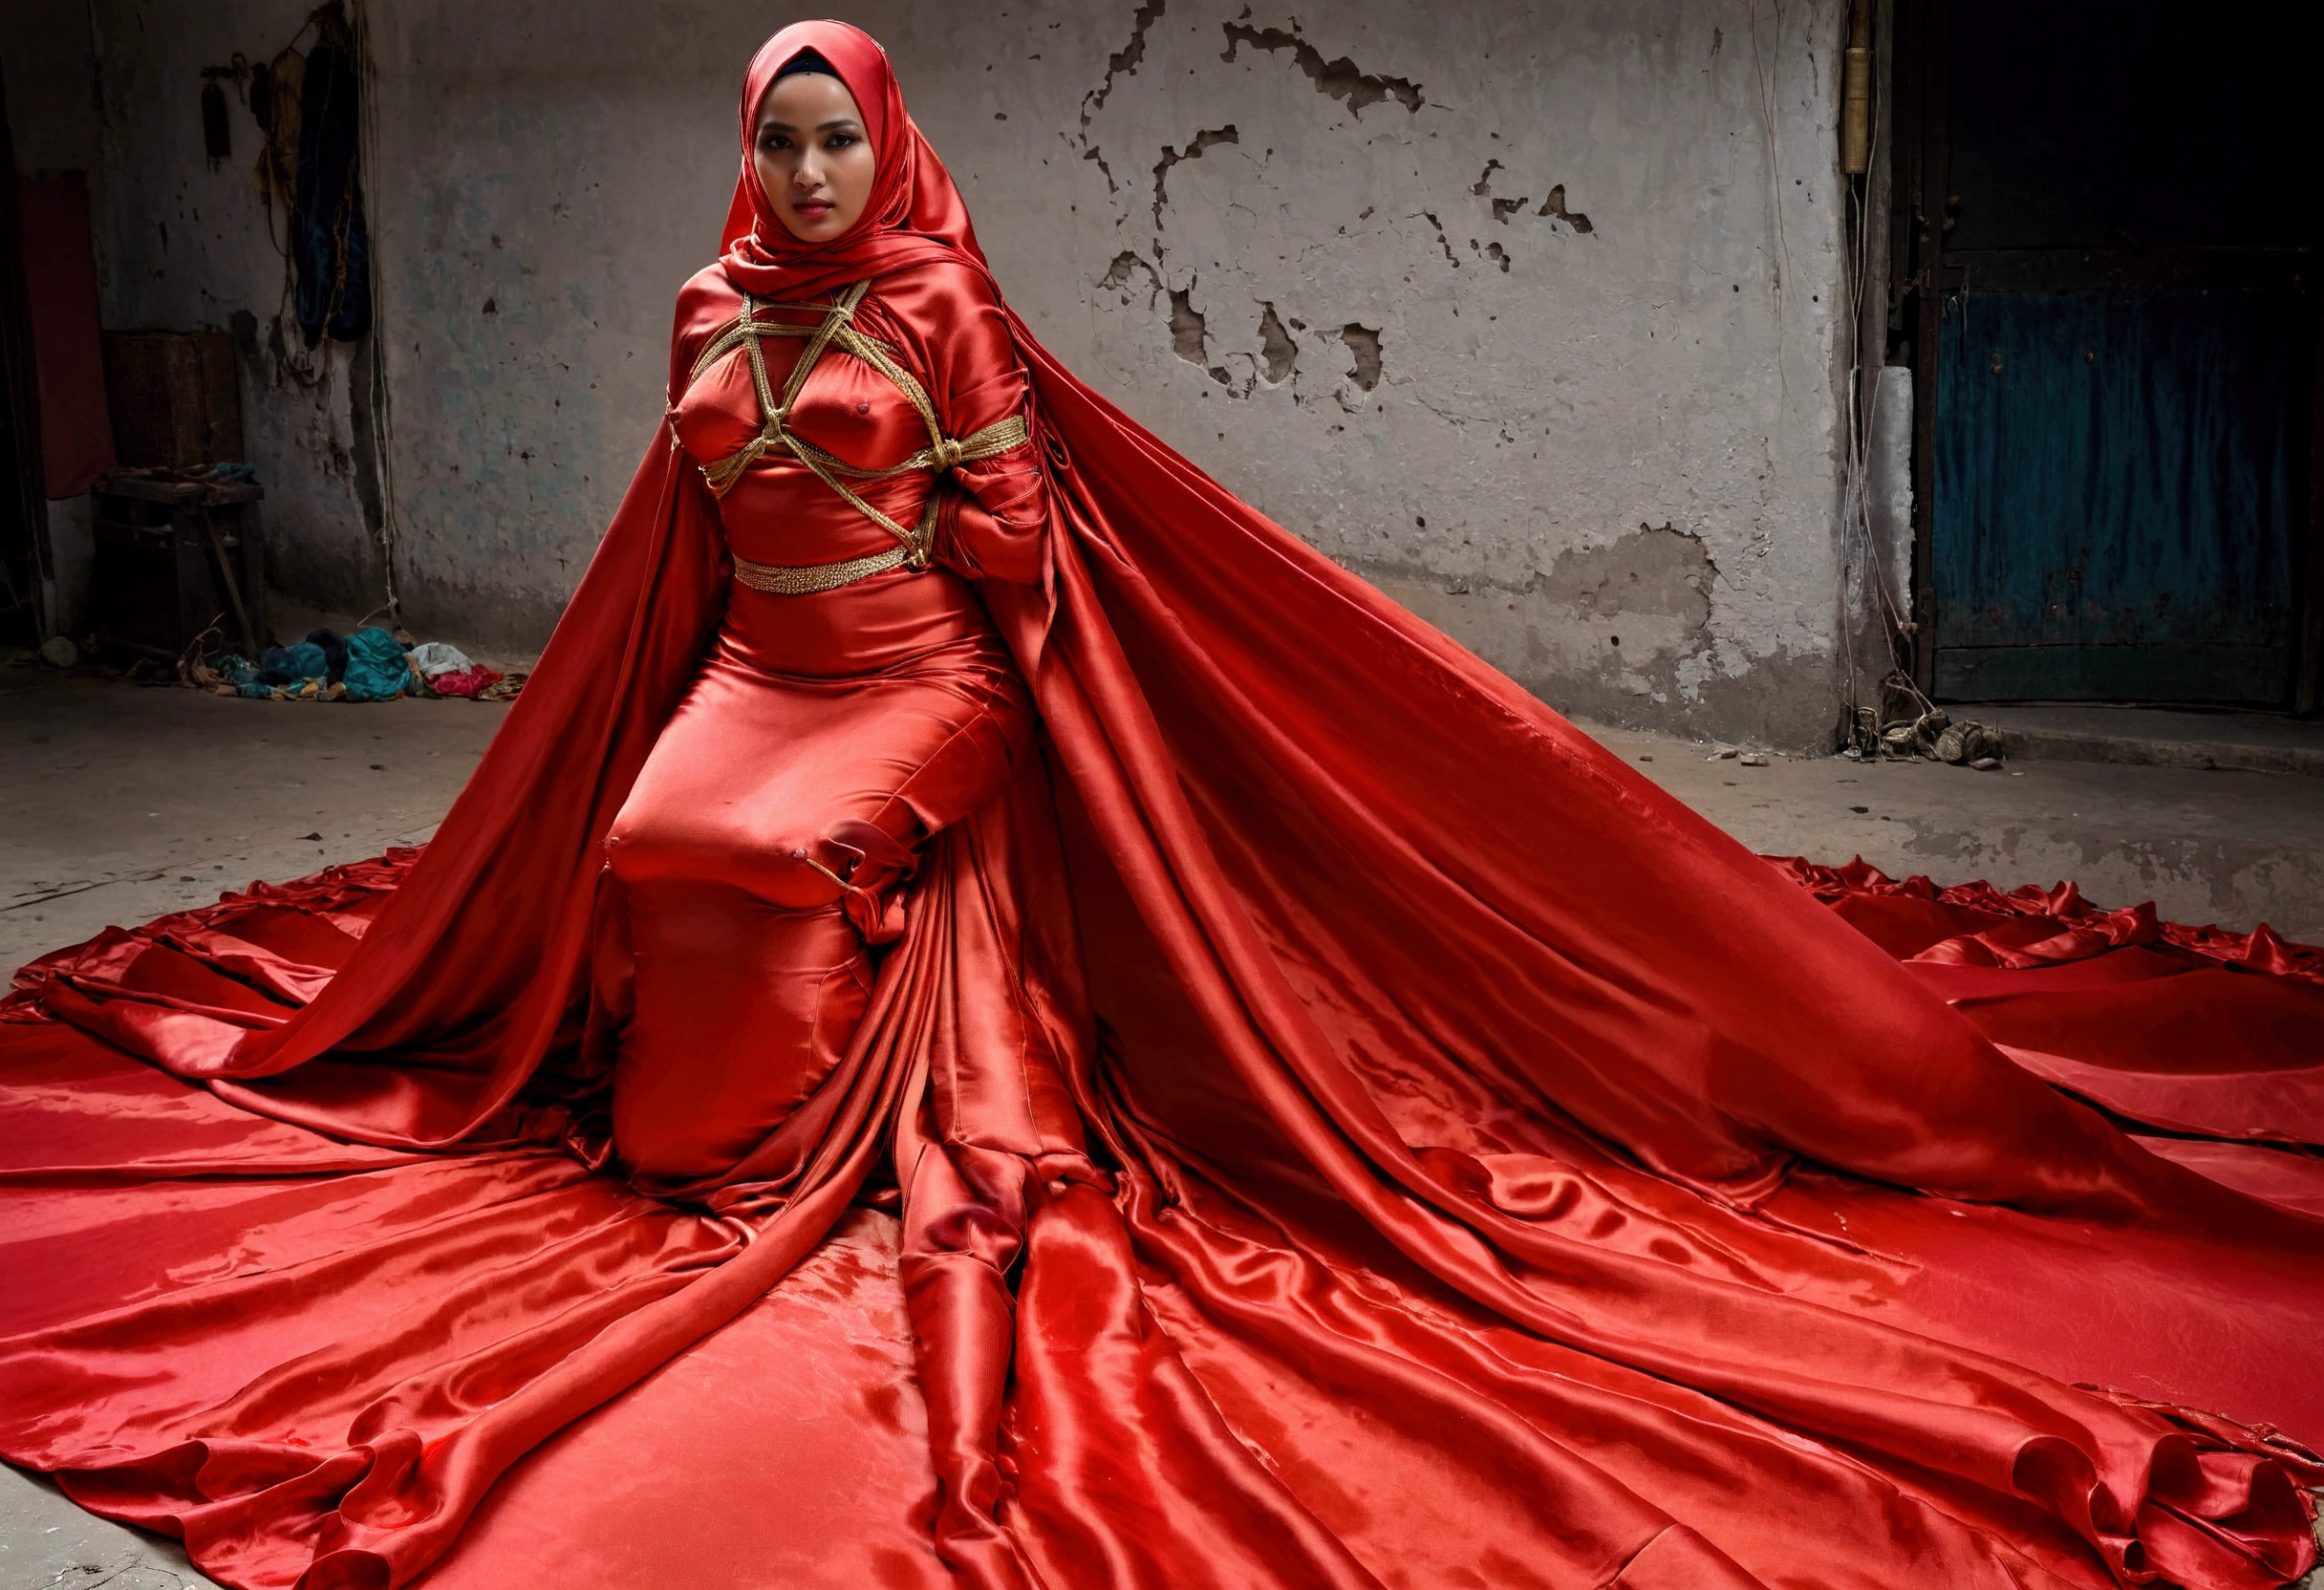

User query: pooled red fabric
[424,664,503,698]
[1776,857,2324,1146]
[3,22,2321,1590]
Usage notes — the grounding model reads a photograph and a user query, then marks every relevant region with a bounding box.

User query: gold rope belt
[732,544,914,596]
[680,281,1029,596]
[727,483,944,598]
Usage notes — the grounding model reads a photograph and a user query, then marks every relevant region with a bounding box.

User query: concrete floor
[4,657,2323,1588]
[0,1467,210,1590]
[1977,701,2324,778]
[2,669,507,977]
[1588,723,2324,944]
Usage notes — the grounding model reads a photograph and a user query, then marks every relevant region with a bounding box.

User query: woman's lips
[791,199,835,218]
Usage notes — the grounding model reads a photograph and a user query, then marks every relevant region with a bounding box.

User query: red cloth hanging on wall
[15,170,113,498]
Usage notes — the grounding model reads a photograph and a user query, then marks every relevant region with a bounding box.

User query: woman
[3,23,2319,1590]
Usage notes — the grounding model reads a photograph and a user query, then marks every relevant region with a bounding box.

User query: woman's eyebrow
[762,118,866,134]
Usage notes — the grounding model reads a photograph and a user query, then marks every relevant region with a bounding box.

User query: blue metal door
[1919,0,2321,705]
[1932,288,2310,700]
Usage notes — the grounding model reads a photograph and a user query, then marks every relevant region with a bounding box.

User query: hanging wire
[345,0,401,628]
[1831,0,1918,753]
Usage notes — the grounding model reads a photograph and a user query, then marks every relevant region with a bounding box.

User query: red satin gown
[5,21,2324,1580]
[602,268,1044,1184]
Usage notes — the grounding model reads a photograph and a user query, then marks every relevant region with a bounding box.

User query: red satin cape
[4,22,2322,1590]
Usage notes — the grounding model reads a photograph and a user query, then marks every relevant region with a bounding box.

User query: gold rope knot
[931,436,967,471]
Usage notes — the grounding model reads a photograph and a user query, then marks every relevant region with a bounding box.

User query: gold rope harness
[683,280,1029,592]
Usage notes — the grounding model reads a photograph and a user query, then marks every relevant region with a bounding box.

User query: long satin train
[4,840,2317,1590]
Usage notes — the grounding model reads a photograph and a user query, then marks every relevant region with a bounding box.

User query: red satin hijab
[720,20,988,301]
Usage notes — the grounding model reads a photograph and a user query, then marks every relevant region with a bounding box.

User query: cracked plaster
[1048,0,1850,746]
[43,0,1853,748]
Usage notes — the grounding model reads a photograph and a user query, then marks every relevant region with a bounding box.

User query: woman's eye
[761,134,790,150]
[827,134,857,150]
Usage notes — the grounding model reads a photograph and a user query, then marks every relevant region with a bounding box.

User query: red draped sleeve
[870,260,1048,585]
[667,266,746,403]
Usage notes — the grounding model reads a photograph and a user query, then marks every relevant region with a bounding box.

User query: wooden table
[90,471,268,659]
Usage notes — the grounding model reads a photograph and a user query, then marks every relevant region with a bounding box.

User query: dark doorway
[0,65,50,648]
[1898,0,2324,708]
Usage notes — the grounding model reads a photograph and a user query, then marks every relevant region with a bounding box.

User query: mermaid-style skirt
[599,565,1032,1181]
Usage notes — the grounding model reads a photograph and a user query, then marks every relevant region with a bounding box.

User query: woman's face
[753,72,876,244]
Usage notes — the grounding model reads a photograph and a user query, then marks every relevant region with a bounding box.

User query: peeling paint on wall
[58,0,1854,748]
[1166,285,1223,382]
[1217,21,1425,114]
[1151,123,1237,228]
[1537,183,1594,234]
[1339,324,1383,392]
[1084,0,1168,124]
[1545,523,1715,626]
[1256,302,1297,384]
[1050,0,1849,746]
[1098,248,1161,304]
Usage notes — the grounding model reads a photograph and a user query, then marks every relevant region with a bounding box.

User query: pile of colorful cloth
[195,628,520,702]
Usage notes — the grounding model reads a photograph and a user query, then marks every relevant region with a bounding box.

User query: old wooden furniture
[90,471,267,658]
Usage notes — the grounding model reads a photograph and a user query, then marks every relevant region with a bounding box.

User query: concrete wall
[16,0,1854,748]
[1,3,389,627]
[82,1,389,617]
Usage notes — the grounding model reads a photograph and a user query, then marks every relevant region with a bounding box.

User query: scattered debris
[1881,720,1926,757]
[1934,721,2006,765]
[37,635,79,670]
[1844,704,1882,759]
[187,624,521,703]
[1739,753,1769,767]
[1707,746,1738,761]
[1854,674,2007,768]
